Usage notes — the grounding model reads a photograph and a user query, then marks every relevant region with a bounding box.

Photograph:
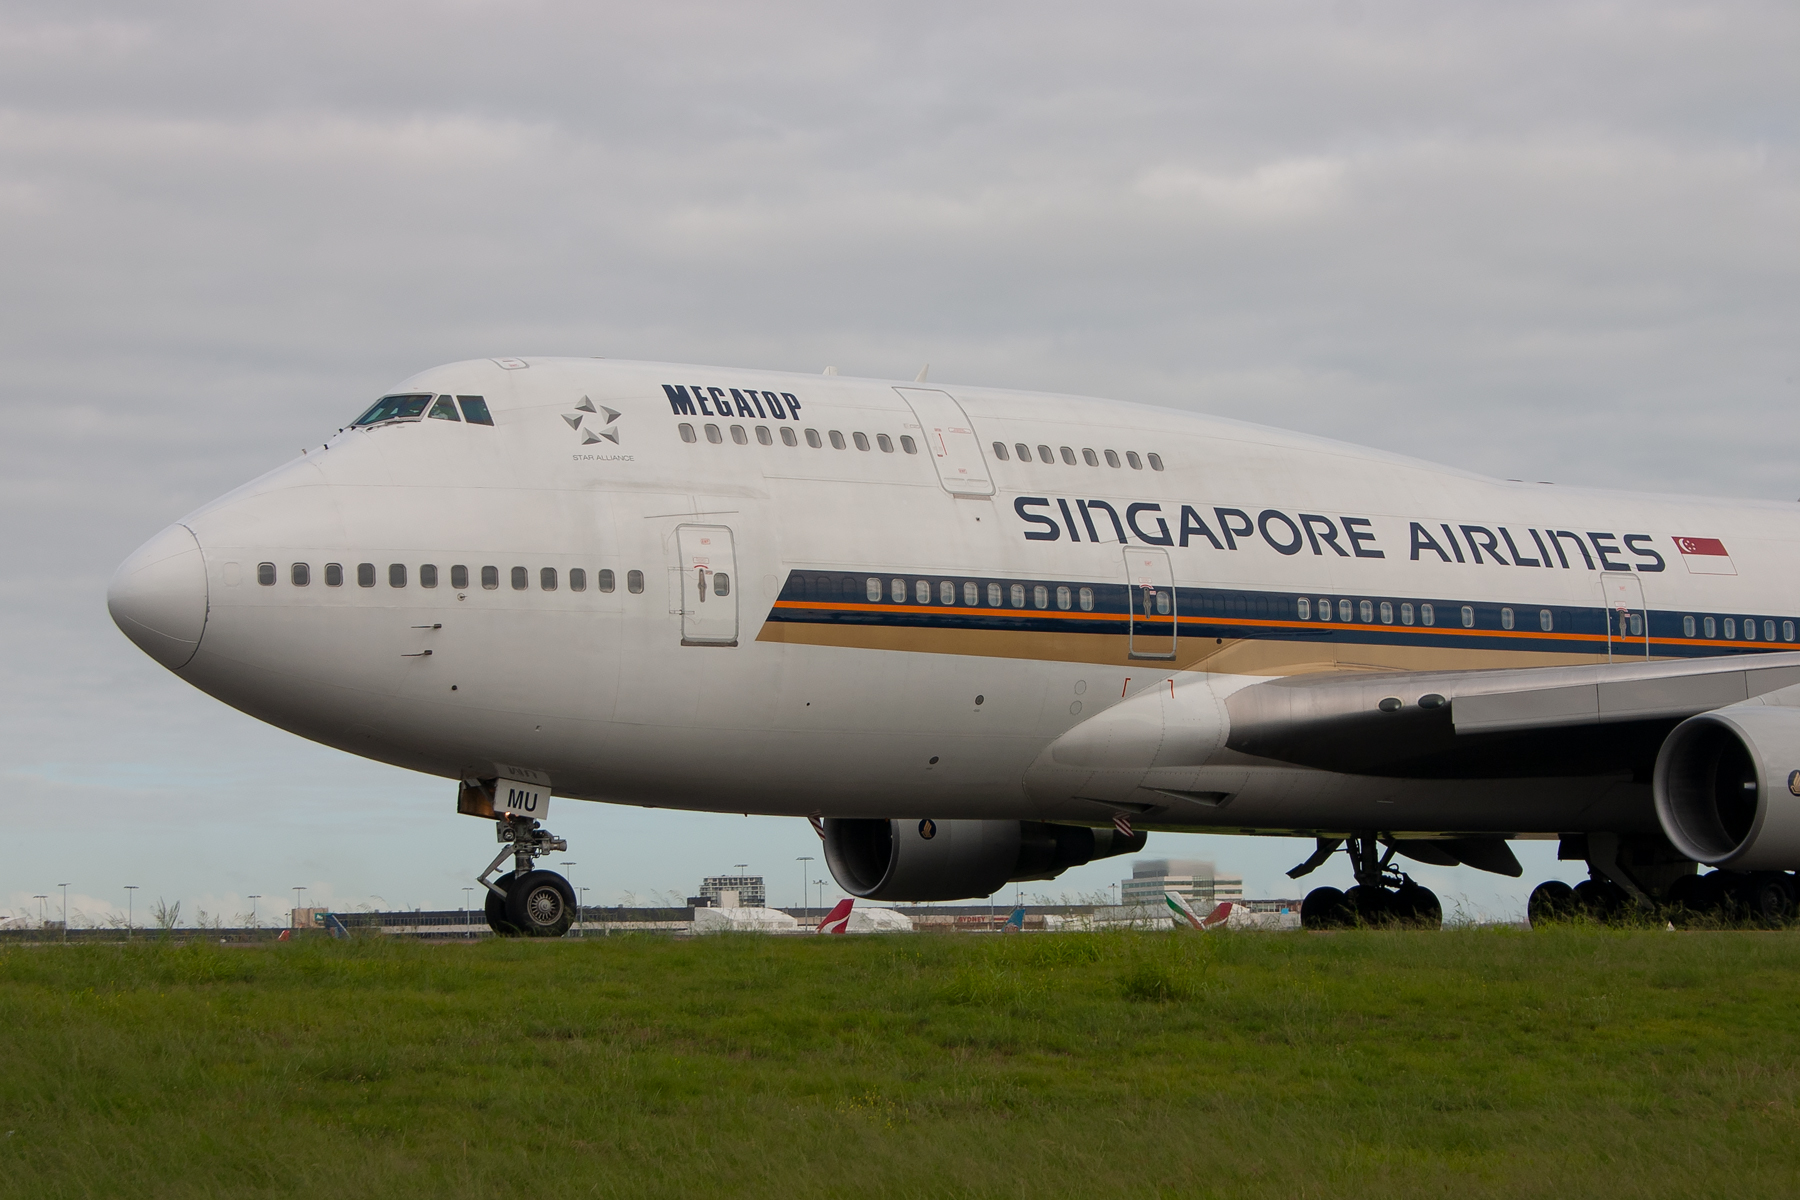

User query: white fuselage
[109,357,1800,840]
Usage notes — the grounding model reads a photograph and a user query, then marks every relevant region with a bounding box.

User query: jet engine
[1654,705,1800,870]
[821,818,1147,902]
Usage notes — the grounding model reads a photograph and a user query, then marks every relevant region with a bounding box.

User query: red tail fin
[816,898,853,933]
[1199,902,1233,929]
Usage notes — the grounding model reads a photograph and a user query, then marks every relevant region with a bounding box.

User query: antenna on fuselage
[823,366,838,375]
[915,364,929,382]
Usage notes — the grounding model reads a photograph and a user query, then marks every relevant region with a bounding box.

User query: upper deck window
[427,396,461,421]
[353,394,432,426]
[457,396,493,425]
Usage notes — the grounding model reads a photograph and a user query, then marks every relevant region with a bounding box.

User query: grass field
[1,928,1796,1199]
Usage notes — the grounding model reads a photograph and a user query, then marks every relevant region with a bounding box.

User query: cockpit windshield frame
[352,393,434,427]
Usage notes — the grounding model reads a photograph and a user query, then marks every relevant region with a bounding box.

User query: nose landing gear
[478,816,575,937]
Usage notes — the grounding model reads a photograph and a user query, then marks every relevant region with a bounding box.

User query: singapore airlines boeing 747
[107,357,1800,933]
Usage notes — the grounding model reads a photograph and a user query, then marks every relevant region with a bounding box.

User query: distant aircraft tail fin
[1001,905,1025,932]
[817,898,853,933]
[1166,890,1231,930]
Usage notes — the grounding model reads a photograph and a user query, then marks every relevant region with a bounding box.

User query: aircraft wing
[1224,651,1800,780]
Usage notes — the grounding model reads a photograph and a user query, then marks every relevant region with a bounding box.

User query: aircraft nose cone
[108,523,209,671]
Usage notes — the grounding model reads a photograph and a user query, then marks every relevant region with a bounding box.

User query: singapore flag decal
[1673,536,1735,576]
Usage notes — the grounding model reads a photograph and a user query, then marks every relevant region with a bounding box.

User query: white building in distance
[1122,858,1243,908]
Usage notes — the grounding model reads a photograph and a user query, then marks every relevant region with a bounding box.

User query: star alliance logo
[562,396,621,444]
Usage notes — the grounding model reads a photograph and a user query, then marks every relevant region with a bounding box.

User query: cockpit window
[457,396,494,425]
[352,394,433,426]
[427,396,461,421]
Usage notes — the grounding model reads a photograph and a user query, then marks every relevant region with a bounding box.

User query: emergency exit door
[1125,547,1177,660]
[893,388,995,497]
[675,525,738,646]
[1599,573,1649,661]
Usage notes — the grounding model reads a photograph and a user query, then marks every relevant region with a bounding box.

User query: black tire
[504,869,575,938]
[486,872,521,937]
[1664,873,1706,925]
[1690,870,1728,916]
[1528,880,1576,927]
[1573,878,1626,921]
[1301,886,1352,930]
[1393,883,1442,929]
[1345,884,1392,926]
[1741,872,1797,926]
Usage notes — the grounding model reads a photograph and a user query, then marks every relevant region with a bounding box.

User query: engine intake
[1654,706,1800,869]
[822,818,1147,902]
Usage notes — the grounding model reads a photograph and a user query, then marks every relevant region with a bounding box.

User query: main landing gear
[1290,835,1442,930]
[478,815,576,937]
[1523,834,1798,928]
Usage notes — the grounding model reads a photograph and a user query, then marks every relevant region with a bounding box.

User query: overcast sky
[3,1,1796,926]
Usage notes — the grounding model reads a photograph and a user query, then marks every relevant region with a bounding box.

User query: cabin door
[674,524,738,647]
[1599,573,1649,661]
[893,388,995,497]
[1125,547,1177,660]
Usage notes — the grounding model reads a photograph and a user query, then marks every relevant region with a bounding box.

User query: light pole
[578,888,589,937]
[124,885,138,940]
[59,884,67,942]
[797,856,814,922]
[814,878,827,915]
[293,886,305,930]
[462,887,474,939]
[33,895,47,931]
[562,862,579,935]
[248,895,260,930]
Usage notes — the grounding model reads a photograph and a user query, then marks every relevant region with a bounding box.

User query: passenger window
[540,567,557,591]
[1082,448,1098,467]
[867,577,882,602]
[427,396,460,422]
[1057,586,1072,610]
[291,563,310,587]
[1148,453,1165,471]
[1683,615,1696,637]
[1059,446,1076,465]
[1338,599,1352,622]
[1421,603,1435,627]
[1786,620,1796,642]
[805,429,823,448]
[714,573,730,596]
[325,563,343,587]
[1359,600,1373,623]
[481,566,499,590]
[756,426,772,445]
[781,427,798,446]
[257,562,276,586]
[1400,603,1414,626]
[679,423,697,443]
[705,424,723,444]
[1741,618,1755,641]
[987,583,1001,606]
[1631,614,1645,637]
[1500,606,1514,630]
[598,569,615,593]
[1015,443,1031,461]
[1037,445,1054,464]
[389,564,406,588]
[730,425,747,445]
[1034,585,1049,609]
[358,563,376,588]
[420,564,437,588]
[1155,591,1170,615]
[457,396,493,425]
[1723,617,1737,639]
[627,570,644,594]
[1079,587,1094,611]
[569,568,586,592]
[451,565,469,590]
[1126,451,1143,470]
[1011,583,1026,608]
[940,581,955,605]
[853,432,870,451]
[1765,620,1776,641]
[1540,609,1554,632]
[511,566,528,590]
[1317,598,1332,622]
[1704,616,1716,638]
[916,580,931,604]
[1297,597,1311,620]
[829,431,846,450]
[1460,605,1475,628]
[993,441,1010,461]
[900,436,918,454]
[891,579,907,604]
[963,582,978,606]
[877,433,894,452]
[1380,602,1394,624]
[1104,450,1121,468]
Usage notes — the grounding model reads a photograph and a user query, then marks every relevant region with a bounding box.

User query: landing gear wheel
[1346,884,1391,926]
[485,872,520,937]
[505,869,575,938]
[1301,886,1353,930]
[1392,883,1442,929]
[1664,874,1706,925]
[1528,880,1576,927]
[1739,872,1797,926]
[1573,878,1627,921]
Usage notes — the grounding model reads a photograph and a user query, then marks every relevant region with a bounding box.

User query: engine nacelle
[822,818,1147,902]
[1654,706,1800,869]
